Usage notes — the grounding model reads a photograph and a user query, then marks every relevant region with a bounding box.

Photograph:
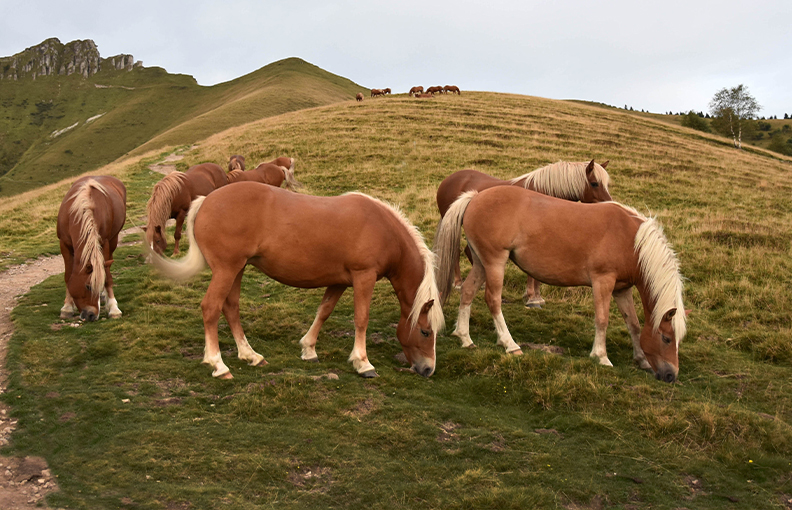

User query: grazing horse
[356,93,364,102]
[426,86,444,95]
[434,186,687,383]
[415,93,434,99]
[228,155,245,172]
[371,89,385,97]
[149,182,444,379]
[145,163,228,256]
[383,88,391,94]
[57,176,126,322]
[227,162,301,190]
[444,85,461,95]
[437,160,611,307]
[409,86,424,96]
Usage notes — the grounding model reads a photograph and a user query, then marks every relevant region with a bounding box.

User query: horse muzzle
[80,309,98,322]
[411,361,435,378]
[653,362,678,384]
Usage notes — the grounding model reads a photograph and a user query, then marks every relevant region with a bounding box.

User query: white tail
[433,191,478,304]
[149,196,208,281]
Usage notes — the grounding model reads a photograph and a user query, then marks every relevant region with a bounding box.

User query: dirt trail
[0,227,141,509]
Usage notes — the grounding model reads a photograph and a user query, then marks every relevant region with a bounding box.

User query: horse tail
[149,196,208,282]
[433,190,477,305]
[281,160,302,191]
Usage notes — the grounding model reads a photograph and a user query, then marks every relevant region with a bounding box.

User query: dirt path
[0,227,141,509]
[148,151,185,175]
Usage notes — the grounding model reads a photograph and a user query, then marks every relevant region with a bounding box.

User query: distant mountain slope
[0,39,366,196]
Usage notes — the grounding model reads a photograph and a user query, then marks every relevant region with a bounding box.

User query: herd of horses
[359,86,461,101]
[56,150,687,384]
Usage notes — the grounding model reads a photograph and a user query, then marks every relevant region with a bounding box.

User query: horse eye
[591,182,599,188]
[420,329,431,338]
[85,284,92,292]
[662,334,671,345]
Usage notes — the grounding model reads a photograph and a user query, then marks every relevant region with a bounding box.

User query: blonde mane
[146,172,188,232]
[509,161,610,200]
[69,179,108,297]
[633,214,687,343]
[345,192,444,333]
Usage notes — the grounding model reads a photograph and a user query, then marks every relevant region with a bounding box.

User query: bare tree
[708,84,761,149]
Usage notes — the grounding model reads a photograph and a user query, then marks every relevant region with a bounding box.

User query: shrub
[680,110,711,133]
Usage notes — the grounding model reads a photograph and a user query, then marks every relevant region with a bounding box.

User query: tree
[680,110,711,133]
[708,84,761,149]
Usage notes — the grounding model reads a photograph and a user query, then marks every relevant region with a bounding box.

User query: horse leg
[201,266,241,379]
[173,209,187,255]
[348,272,378,377]
[300,285,346,362]
[612,288,651,370]
[59,241,77,319]
[523,276,545,308]
[452,252,486,348]
[589,278,616,367]
[483,257,522,355]
[104,270,122,319]
[222,267,267,368]
[455,243,474,287]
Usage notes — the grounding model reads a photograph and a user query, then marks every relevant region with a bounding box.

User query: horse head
[143,224,168,255]
[396,299,437,378]
[639,308,690,383]
[581,160,613,203]
[228,155,245,172]
[68,256,112,322]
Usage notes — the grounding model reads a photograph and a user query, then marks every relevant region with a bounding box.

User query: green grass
[0,57,367,197]
[3,92,792,509]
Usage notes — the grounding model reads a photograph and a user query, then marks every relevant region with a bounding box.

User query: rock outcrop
[0,38,142,81]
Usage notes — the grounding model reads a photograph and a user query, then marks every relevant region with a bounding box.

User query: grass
[3,91,792,509]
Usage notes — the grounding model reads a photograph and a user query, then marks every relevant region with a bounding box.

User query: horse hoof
[508,349,524,356]
[524,302,542,309]
[108,312,122,319]
[465,344,477,349]
[360,370,378,378]
[59,311,74,319]
[253,358,268,367]
[303,357,319,363]
[217,372,234,380]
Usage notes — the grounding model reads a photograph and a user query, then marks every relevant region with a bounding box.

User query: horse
[228,155,245,172]
[434,186,687,383]
[436,160,611,307]
[426,86,444,95]
[145,163,228,256]
[383,88,391,95]
[356,93,364,102]
[227,162,301,190]
[57,176,127,322]
[409,86,424,96]
[444,85,461,95]
[415,93,434,99]
[149,182,443,379]
[371,89,384,97]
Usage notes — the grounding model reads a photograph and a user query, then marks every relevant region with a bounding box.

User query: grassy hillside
[3,92,792,509]
[0,57,366,197]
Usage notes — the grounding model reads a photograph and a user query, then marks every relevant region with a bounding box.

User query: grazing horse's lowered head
[228,155,245,172]
[356,93,364,101]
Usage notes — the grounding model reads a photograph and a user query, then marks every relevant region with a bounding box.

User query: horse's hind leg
[612,288,650,370]
[482,255,522,355]
[589,278,616,367]
[300,285,346,362]
[104,271,122,319]
[201,265,242,379]
[348,271,378,377]
[452,252,486,348]
[222,267,267,368]
[523,276,545,308]
[173,209,187,255]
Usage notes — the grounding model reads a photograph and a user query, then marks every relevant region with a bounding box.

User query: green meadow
[2,91,792,509]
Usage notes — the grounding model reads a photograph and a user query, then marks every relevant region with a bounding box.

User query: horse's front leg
[482,257,522,355]
[589,278,616,367]
[222,267,267,369]
[173,210,187,255]
[300,285,346,362]
[348,272,377,377]
[452,253,486,348]
[59,241,78,319]
[523,276,545,308]
[104,269,122,319]
[612,287,650,370]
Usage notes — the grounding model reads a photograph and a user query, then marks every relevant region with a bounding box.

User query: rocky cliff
[0,38,142,81]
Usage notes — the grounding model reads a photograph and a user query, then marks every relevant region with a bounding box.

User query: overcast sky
[1,0,789,116]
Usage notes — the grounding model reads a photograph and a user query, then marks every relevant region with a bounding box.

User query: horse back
[437,169,511,216]
[57,175,127,248]
[185,163,228,197]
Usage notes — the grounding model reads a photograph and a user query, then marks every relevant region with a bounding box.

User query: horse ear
[663,308,677,321]
[154,225,162,235]
[421,299,435,315]
[104,259,114,268]
[600,160,609,169]
[141,226,147,232]
[585,159,595,176]
[685,309,691,317]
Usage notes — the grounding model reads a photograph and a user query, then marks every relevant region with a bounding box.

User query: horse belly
[249,252,354,289]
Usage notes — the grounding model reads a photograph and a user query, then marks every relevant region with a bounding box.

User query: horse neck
[387,233,426,318]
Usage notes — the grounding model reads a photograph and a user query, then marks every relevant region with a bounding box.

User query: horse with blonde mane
[149,182,443,379]
[227,161,301,190]
[434,186,687,383]
[409,86,424,96]
[228,155,245,172]
[436,160,611,307]
[145,163,228,256]
[371,89,385,97]
[57,176,127,322]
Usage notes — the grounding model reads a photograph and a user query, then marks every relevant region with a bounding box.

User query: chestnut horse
[356,93,364,102]
[444,85,460,95]
[227,161,301,190]
[409,86,424,96]
[437,160,611,307]
[150,182,444,379]
[434,187,687,383]
[383,88,392,94]
[57,176,127,322]
[426,86,443,95]
[145,163,228,255]
[371,89,385,97]
[228,155,245,172]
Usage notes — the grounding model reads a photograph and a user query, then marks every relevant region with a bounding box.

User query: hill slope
[2,92,792,508]
[0,40,366,197]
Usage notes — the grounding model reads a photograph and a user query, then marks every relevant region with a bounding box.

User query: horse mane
[146,172,188,230]
[508,161,610,200]
[345,192,444,333]
[633,213,687,343]
[68,178,108,297]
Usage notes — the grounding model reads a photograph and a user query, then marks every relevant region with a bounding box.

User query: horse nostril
[421,366,434,378]
[664,372,676,384]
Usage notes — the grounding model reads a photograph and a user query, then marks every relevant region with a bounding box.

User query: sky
[1,0,790,117]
